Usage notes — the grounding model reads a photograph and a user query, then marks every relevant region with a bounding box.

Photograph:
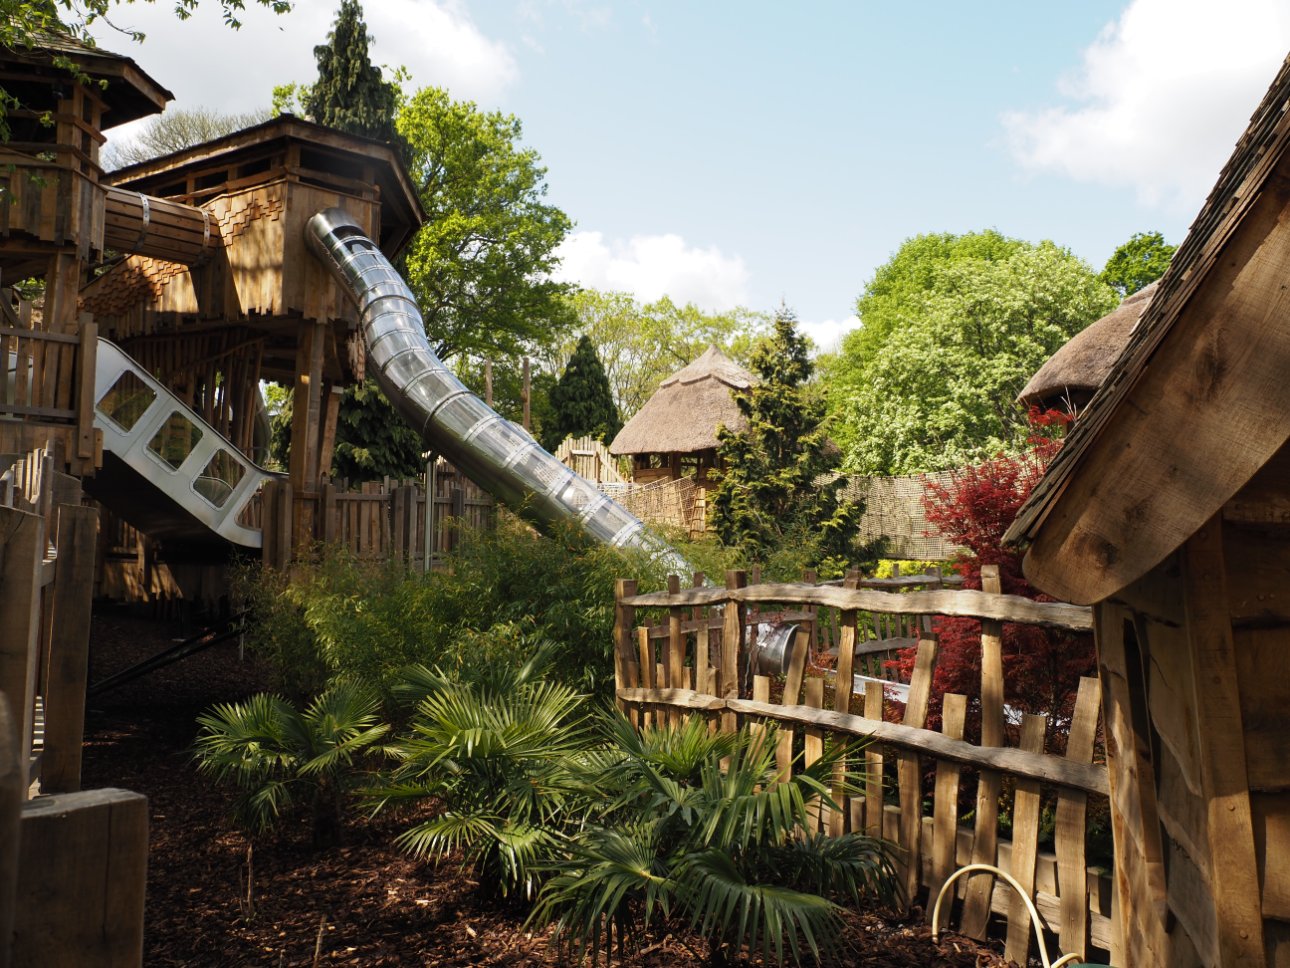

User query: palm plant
[530,714,898,966]
[193,680,390,846]
[374,654,594,898]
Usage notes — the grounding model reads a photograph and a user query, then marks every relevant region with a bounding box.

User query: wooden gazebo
[608,345,752,484]
[1007,53,1290,968]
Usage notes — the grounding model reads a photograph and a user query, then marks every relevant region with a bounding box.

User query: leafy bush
[532,715,898,966]
[374,655,594,897]
[193,681,390,846]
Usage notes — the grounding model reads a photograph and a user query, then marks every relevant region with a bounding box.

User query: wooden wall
[1100,439,1290,966]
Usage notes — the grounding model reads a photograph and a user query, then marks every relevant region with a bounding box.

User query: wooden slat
[863,680,884,837]
[1005,713,1047,964]
[961,565,1006,938]
[897,638,937,910]
[803,677,824,833]
[1055,676,1100,961]
[0,506,43,781]
[928,692,967,916]
[612,579,637,716]
[830,570,860,836]
[720,571,745,735]
[623,583,1092,631]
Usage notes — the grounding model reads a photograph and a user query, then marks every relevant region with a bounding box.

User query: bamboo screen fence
[613,567,1116,965]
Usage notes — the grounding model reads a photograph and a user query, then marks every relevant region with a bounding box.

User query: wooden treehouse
[1008,53,1290,968]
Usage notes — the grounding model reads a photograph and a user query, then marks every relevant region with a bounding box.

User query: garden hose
[929,863,1087,968]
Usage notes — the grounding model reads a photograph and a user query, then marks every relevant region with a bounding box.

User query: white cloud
[1002,0,1290,210]
[799,316,858,355]
[553,230,750,311]
[91,0,516,124]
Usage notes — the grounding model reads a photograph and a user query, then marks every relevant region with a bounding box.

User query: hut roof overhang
[1004,53,1290,605]
[107,114,425,257]
[1017,281,1158,409]
[609,345,754,456]
[1,34,172,128]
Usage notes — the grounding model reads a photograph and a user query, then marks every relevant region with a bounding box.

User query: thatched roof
[609,346,754,455]
[1017,281,1158,409]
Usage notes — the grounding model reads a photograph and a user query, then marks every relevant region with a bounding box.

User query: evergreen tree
[542,335,621,450]
[303,0,401,146]
[711,307,877,577]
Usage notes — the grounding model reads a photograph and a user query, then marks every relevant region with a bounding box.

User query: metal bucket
[752,622,800,675]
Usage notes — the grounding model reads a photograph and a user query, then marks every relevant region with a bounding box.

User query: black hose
[88,612,247,697]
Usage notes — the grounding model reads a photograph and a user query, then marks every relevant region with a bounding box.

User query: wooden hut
[1005,54,1290,968]
[609,345,752,484]
[1017,280,1158,413]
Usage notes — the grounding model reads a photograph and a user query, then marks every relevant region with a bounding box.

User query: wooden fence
[613,567,1117,965]
[259,462,495,569]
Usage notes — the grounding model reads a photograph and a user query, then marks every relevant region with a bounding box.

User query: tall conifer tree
[304,0,400,145]
[711,306,877,576]
[542,335,621,450]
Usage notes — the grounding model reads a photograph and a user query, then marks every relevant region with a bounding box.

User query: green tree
[823,230,1117,475]
[331,379,425,480]
[397,86,574,364]
[303,0,401,146]
[547,290,767,419]
[711,306,875,577]
[1100,230,1176,296]
[542,335,621,450]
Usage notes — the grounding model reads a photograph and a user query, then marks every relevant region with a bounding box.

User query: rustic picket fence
[613,567,1118,965]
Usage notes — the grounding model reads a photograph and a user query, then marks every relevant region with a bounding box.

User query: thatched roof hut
[609,346,753,483]
[1005,53,1290,967]
[1017,281,1158,412]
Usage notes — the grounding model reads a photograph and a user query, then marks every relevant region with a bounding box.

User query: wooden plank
[76,317,97,459]
[830,570,860,836]
[13,788,148,968]
[691,573,710,695]
[1180,514,1266,967]
[39,505,97,794]
[1055,676,1100,961]
[622,583,1092,631]
[636,626,654,729]
[961,565,1005,939]
[612,579,638,714]
[927,691,967,917]
[0,697,19,968]
[803,677,824,833]
[862,680,884,838]
[720,571,745,735]
[897,637,937,910]
[667,575,683,727]
[777,628,808,783]
[615,688,1110,796]
[1005,712,1047,964]
[0,506,43,779]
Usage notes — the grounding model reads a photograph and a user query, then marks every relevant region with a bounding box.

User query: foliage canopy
[824,230,1117,475]
[541,334,621,450]
[1099,229,1176,296]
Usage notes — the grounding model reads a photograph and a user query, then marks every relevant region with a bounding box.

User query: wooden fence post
[0,506,43,778]
[720,571,746,735]
[0,696,20,968]
[927,691,967,916]
[1005,713,1048,964]
[897,637,937,912]
[830,569,861,835]
[40,505,98,794]
[613,580,638,712]
[961,564,1006,938]
[1055,676,1101,960]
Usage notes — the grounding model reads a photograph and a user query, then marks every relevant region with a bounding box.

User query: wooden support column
[288,321,326,493]
[0,507,44,781]
[42,253,80,335]
[0,697,20,968]
[1182,514,1266,967]
[316,384,341,481]
[40,506,98,794]
[720,571,747,734]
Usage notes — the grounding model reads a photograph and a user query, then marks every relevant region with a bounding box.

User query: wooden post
[75,316,97,462]
[720,571,746,735]
[862,680,884,837]
[0,696,20,968]
[830,569,861,834]
[961,564,1005,938]
[613,580,638,712]
[484,361,493,408]
[40,505,97,794]
[521,357,531,430]
[1005,712,1048,964]
[1055,675,1100,961]
[13,789,148,968]
[927,691,967,916]
[897,637,937,912]
[0,506,43,780]
[803,676,824,832]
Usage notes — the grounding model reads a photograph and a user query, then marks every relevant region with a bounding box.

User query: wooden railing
[613,568,1116,965]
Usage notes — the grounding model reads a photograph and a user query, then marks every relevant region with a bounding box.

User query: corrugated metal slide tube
[305,207,684,566]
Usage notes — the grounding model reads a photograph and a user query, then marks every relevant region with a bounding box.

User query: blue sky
[94,1,1290,350]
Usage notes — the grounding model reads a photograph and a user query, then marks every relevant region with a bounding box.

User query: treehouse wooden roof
[1,33,171,128]
[1017,281,1158,409]
[107,114,424,256]
[609,346,753,455]
[1004,52,1290,605]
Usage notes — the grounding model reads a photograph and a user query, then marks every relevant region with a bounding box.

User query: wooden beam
[1181,514,1266,967]
[39,506,98,794]
[0,506,43,777]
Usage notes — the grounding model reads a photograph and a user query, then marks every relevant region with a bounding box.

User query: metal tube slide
[305,207,683,567]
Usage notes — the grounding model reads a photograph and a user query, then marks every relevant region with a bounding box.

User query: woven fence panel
[832,471,963,561]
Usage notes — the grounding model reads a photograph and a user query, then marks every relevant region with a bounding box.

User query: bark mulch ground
[80,605,1016,967]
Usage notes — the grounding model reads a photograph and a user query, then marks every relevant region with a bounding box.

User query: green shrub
[532,714,898,966]
[192,681,390,846]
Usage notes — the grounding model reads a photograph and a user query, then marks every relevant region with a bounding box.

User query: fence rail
[613,568,1115,965]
